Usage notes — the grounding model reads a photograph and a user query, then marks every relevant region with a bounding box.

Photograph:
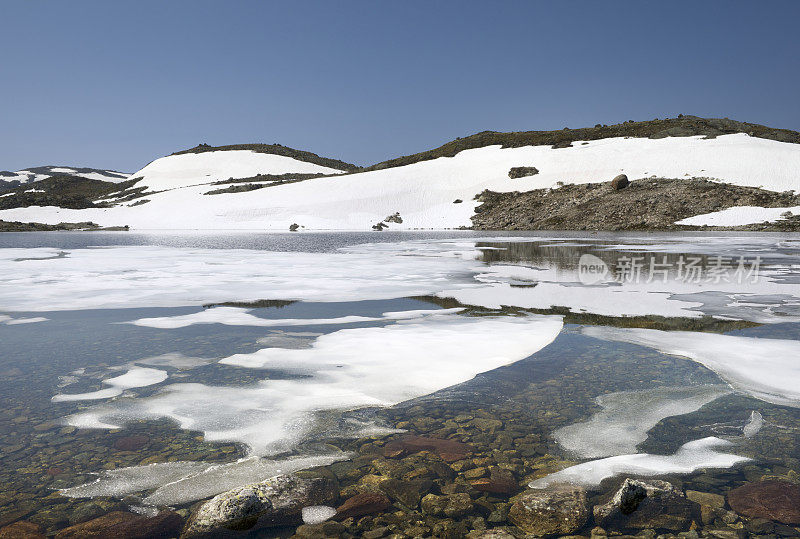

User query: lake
[1,231,799,536]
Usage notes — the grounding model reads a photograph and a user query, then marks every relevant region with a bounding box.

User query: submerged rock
[113,435,150,451]
[335,491,390,519]
[378,478,431,509]
[727,479,800,524]
[183,475,337,537]
[382,435,473,462]
[593,479,698,532]
[470,467,519,496]
[421,492,474,518]
[54,510,182,539]
[508,485,589,536]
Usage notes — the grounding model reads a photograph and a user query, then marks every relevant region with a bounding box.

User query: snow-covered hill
[1,126,799,231]
[130,150,347,192]
[0,166,130,187]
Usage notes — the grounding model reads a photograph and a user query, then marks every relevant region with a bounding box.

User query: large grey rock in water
[508,485,589,536]
[182,475,337,537]
[594,478,699,532]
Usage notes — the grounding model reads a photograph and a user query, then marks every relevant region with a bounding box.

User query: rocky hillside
[0,175,136,210]
[366,116,800,171]
[471,177,800,231]
[0,166,130,190]
[1,116,798,231]
[172,143,360,172]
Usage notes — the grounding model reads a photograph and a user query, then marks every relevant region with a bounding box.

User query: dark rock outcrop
[508,167,539,179]
[471,177,800,231]
[384,212,403,223]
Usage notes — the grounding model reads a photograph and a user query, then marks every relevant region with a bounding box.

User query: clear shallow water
[1,231,799,536]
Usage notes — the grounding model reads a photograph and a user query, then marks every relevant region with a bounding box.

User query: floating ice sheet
[553,385,729,458]
[126,307,463,329]
[61,454,347,507]
[530,437,748,488]
[52,367,168,402]
[582,327,800,407]
[64,315,563,455]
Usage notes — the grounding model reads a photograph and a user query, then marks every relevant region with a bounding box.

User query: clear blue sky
[2,1,799,172]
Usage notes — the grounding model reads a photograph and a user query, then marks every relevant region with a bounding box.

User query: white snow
[529,437,748,488]
[0,166,130,185]
[129,150,345,192]
[2,134,798,230]
[51,367,168,402]
[126,306,463,329]
[582,327,800,407]
[23,188,45,193]
[553,385,729,458]
[677,205,800,227]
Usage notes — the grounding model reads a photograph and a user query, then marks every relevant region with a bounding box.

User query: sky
[1,1,799,172]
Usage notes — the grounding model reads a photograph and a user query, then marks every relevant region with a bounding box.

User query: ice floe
[582,327,800,407]
[64,315,563,453]
[553,385,729,458]
[126,306,463,329]
[0,314,48,325]
[52,367,168,402]
[530,437,749,488]
[61,454,347,506]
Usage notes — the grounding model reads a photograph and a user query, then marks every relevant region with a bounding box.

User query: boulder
[470,467,519,496]
[384,212,403,224]
[335,491,390,519]
[611,174,629,190]
[727,480,800,525]
[183,475,337,537]
[508,485,589,536]
[382,435,473,462]
[593,479,698,532]
[421,493,474,518]
[371,222,387,231]
[0,521,45,539]
[289,223,300,232]
[54,510,182,539]
[508,167,539,179]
